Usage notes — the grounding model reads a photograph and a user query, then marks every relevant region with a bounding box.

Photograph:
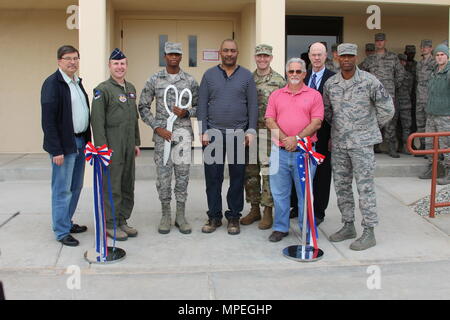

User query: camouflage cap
[405,45,416,53]
[255,44,273,56]
[338,43,357,56]
[331,43,338,52]
[375,33,386,41]
[165,42,183,54]
[398,53,407,61]
[420,39,432,48]
[365,43,375,51]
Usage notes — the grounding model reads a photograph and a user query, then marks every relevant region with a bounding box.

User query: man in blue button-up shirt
[41,45,91,247]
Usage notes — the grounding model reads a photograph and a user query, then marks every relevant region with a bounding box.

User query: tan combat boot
[174,201,192,234]
[240,204,261,225]
[258,206,273,230]
[437,167,450,185]
[120,223,138,237]
[106,228,128,241]
[158,202,171,234]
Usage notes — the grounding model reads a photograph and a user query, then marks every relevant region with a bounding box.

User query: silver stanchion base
[283,245,324,262]
[84,247,126,264]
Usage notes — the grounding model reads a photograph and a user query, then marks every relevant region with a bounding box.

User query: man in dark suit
[41,45,91,247]
[290,42,335,226]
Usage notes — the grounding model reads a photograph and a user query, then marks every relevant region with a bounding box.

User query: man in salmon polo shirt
[265,57,324,242]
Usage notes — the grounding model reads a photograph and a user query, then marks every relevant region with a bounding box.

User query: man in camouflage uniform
[396,54,414,154]
[416,39,437,150]
[138,42,199,234]
[404,45,418,134]
[324,43,394,251]
[357,43,375,69]
[359,33,404,158]
[240,44,285,230]
[419,44,450,183]
[326,43,340,73]
[91,48,141,241]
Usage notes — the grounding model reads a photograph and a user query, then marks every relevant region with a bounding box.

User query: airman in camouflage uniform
[138,42,199,235]
[396,54,414,153]
[357,43,375,69]
[91,48,141,241]
[324,43,394,251]
[359,33,404,158]
[416,40,437,149]
[241,44,286,230]
[326,43,340,73]
[404,45,417,134]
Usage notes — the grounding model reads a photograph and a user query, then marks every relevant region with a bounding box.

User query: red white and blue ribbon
[85,142,115,262]
[296,137,325,254]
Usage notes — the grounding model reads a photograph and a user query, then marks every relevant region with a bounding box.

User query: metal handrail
[407,132,450,218]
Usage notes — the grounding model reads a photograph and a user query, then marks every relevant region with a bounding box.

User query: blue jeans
[270,145,317,233]
[50,137,85,240]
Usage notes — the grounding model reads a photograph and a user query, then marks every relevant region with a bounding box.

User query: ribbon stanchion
[283,136,325,262]
[83,142,126,264]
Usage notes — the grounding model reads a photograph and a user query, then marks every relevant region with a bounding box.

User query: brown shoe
[201,218,222,233]
[269,231,289,242]
[258,206,273,230]
[240,204,261,225]
[227,218,240,235]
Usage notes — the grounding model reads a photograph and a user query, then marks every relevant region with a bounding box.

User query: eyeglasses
[288,70,303,75]
[60,57,80,62]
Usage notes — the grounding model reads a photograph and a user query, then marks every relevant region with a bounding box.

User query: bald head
[309,42,327,72]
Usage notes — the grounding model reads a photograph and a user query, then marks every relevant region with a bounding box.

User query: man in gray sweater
[197,39,258,235]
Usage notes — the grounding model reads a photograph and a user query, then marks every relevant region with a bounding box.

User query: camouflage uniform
[323,67,394,227]
[416,55,437,135]
[138,68,199,204]
[404,46,417,133]
[359,50,404,153]
[245,68,285,207]
[396,56,414,147]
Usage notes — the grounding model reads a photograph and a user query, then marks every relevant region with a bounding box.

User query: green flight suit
[91,77,141,228]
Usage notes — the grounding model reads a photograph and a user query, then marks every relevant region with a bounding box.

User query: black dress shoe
[59,234,79,247]
[70,224,87,233]
[269,231,289,242]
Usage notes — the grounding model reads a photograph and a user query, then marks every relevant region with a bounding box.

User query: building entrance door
[286,16,343,69]
[122,19,234,147]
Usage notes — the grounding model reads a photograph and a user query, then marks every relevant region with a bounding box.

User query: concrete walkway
[0,152,449,299]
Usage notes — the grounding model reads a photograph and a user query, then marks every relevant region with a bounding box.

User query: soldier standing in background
[396,54,414,154]
[357,43,375,69]
[404,45,418,137]
[326,43,340,73]
[138,42,199,235]
[91,48,141,241]
[416,40,437,151]
[324,43,394,251]
[419,44,450,182]
[241,44,285,230]
[359,33,404,158]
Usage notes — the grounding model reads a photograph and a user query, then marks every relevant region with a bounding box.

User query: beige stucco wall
[343,14,448,63]
[0,9,78,153]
